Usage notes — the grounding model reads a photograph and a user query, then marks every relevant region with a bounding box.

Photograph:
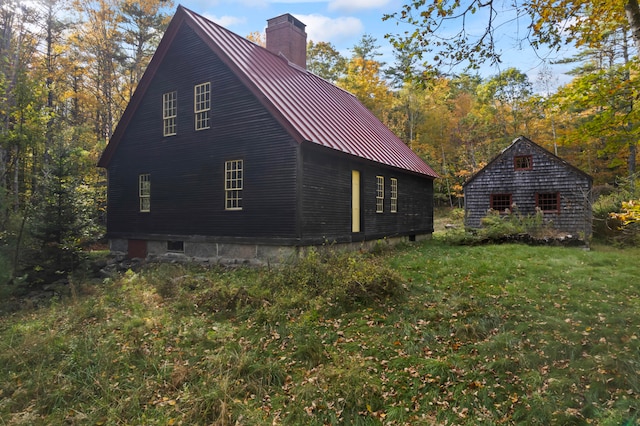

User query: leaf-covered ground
[1,241,640,425]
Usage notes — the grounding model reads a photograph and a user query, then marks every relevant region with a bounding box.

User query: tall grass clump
[439,207,554,245]
[479,207,547,238]
[259,248,405,318]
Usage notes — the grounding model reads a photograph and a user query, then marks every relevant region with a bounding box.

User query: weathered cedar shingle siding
[106,24,298,240]
[464,137,592,235]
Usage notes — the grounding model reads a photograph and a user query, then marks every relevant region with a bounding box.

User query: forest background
[0,0,638,285]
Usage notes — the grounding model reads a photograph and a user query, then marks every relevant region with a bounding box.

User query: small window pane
[163,91,177,136]
[514,155,532,170]
[490,193,511,213]
[225,160,243,210]
[390,178,398,213]
[376,176,384,213]
[537,192,559,212]
[139,174,150,212]
[195,82,210,130]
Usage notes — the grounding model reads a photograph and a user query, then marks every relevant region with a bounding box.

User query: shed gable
[464,136,592,235]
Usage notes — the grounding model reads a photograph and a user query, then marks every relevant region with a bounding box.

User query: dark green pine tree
[27,142,94,285]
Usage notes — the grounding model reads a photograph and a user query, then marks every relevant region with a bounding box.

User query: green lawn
[1,240,639,425]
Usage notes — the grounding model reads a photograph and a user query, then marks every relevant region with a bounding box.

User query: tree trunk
[625,0,639,195]
[625,0,640,53]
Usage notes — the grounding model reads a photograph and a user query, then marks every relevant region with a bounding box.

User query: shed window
[514,155,532,170]
[139,174,150,212]
[225,160,243,210]
[390,178,398,213]
[163,91,177,136]
[194,82,210,130]
[536,192,560,213]
[376,176,384,213]
[490,193,512,213]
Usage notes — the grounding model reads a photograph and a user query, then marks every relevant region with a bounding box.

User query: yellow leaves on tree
[610,200,640,227]
[337,58,394,121]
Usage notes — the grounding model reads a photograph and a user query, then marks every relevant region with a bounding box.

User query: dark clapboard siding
[106,24,299,241]
[464,137,592,235]
[300,144,434,244]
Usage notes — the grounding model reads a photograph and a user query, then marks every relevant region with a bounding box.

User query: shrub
[262,248,405,315]
[592,188,639,245]
[608,200,640,246]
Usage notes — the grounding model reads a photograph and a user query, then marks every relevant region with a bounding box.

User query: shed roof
[98,6,438,178]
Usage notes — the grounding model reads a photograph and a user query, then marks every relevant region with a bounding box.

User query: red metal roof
[100,6,438,178]
[183,7,437,178]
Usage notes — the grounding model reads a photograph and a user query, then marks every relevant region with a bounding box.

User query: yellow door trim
[352,170,361,233]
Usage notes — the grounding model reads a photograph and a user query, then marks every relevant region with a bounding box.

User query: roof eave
[98,6,189,168]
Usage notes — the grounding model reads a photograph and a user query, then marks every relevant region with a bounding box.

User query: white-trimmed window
[390,178,398,213]
[139,174,150,212]
[163,91,177,136]
[225,160,243,210]
[376,176,384,213]
[194,82,211,130]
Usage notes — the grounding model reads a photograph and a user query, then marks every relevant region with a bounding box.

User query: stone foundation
[109,234,431,265]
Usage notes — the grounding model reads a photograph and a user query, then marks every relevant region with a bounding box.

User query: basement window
[536,192,560,213]
[167,241,184,252]
[514,155,533,170]
[376,176,384,213]
[490,193,512,213]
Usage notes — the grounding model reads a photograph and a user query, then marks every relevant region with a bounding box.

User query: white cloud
[296,14,364,44]
[327,0,391,13]
[205,14,248,28]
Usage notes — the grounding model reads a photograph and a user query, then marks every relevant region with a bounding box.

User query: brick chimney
[266,14,307,69]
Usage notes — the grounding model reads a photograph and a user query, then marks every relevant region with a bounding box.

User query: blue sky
[177,0,576,90]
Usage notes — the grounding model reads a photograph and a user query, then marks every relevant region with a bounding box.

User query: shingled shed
[463,136,593,236]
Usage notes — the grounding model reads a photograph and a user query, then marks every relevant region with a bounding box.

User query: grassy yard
[1,240,640,425]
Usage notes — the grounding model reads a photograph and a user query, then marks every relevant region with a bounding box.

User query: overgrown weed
[1,241,640,424]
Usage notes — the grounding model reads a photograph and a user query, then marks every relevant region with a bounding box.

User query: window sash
[490,193,511,213]
[514,155,532,170]
[536,192,560,212]
[376,176,384,213]
[225,160,243,210]
[194,82,210,130]
[390,178,398,213]
[139,174,150,212]
[163,91,177,136]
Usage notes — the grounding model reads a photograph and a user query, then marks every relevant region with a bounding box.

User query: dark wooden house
[463,136,592,236]
[98,6,438,262]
